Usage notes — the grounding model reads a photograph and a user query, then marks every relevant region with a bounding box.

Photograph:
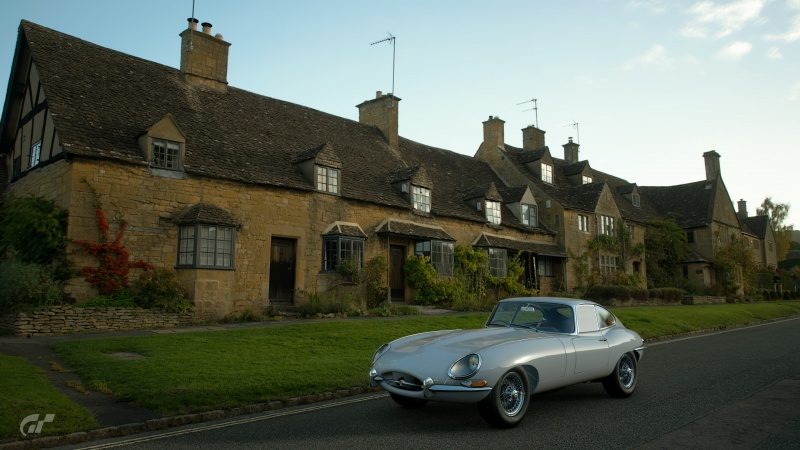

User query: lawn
[52,301,800,416]
[0,354,98,440]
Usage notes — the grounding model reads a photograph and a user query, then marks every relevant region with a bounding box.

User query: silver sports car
[369,297,645,428]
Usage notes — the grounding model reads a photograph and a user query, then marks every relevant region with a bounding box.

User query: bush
[648,287,686,304]
[584,285,631,305]
[0,260,62,312]
[130,269,191,313]
[630,287,650,302]
[80,290,136,308]
[362,256,388,308]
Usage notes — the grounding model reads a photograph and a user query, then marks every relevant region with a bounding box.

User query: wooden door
[269,238,296,303]
[389,245,405,301]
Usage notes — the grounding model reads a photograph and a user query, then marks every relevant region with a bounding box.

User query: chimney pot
[737,199,748,219]
[201,22,212,34]
[215,33,224,40]
[187,17,199,31]
[376,90,382,98]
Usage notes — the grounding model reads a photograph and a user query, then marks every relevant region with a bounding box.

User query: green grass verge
[0,354,98,440]
[52,301,800,417]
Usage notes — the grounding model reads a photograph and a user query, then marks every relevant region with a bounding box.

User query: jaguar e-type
[369,297,645,428]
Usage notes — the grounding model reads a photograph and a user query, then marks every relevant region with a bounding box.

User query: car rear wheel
[390,392,427,409]
[602,353,637,398]
[478,368,529,428]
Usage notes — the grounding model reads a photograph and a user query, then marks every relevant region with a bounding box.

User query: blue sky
[1,0,798,226]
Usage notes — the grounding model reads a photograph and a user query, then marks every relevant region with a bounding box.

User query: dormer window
[486,201,502,225]
[541,163,553,183]
[412,185,431,212]
[316,165,340,194]
[632,192,641,207]
[582,175,593,184]
[521,204,538,227]
[152,139,181,170]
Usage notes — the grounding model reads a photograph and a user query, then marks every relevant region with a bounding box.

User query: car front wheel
[602,353,637,398]
[478,368,530,428]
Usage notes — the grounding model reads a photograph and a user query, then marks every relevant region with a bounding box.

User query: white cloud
[767,46,783,59]
[623,44,674,70]
[789,0,800,11]
[765,15,800,41]
[791,82,800,101]
[681,0,765,38]
[716,41,753,59]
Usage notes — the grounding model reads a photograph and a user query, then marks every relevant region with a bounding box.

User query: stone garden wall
[0,306,195,336]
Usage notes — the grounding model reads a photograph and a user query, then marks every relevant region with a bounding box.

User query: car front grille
[380,371,423,391]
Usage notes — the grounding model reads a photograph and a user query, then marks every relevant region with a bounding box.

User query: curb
[0,385,381,450]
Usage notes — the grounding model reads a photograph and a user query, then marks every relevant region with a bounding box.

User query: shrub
[648,287,685,303]
[0,260,62,312]
[630,287,649,301]
[361,256,388,308]
[584,285,631,305]
[80,290,137,308]
[130,269,191,313]
[296,291,355,318]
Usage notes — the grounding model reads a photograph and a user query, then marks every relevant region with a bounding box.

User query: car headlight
[448,353,481,379]
[372,343,389,363]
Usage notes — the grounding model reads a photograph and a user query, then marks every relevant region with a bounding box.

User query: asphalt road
[64,317,800,450]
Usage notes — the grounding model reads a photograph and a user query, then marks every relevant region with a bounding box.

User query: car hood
[386,327,551,359]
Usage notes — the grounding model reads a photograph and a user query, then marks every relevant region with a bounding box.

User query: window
[28,140,42,169]
[488,248,508,277]
[596,307,616,328]
[415,240,454,276]
[687,230,695,243]
[411,185,431,212]
[323,236,364,271]
[541,163,553,183]
[599,255,617,274]
[627,223,635,238]
[178,224,234,268]
[316,166,340,194]
[486,201,501,225]
[537,256,554,277]
[152,139,181,170]
[577,304,599,333]
[600,215,615,236]
[521,204,538,227]
[582,175,592,184]
[632,193,641,208]
[578,214,589,232]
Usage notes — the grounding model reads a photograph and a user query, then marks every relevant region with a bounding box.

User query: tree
[757,197,794,261]
[645,219,690,288]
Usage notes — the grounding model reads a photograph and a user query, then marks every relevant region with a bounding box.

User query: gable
[710,179,739,227]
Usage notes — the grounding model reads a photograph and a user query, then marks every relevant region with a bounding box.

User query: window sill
[175,265,235,271]
[150,167,186,179]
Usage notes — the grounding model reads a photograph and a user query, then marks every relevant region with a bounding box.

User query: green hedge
[0,260,62,312]
[648,287,686,303]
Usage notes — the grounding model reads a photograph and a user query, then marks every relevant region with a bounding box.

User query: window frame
[541,163,553,184]
[600,215,615,236]
[582,175,593,184]
[487,248,508,277]
[485,200,502,225]
[316,165,340,194]
[537,256,554,277]
[151,138,182,170]
[177,224,235,269]
[411,185,431,213]
[521,203,538,227]
[322,235,364,272]
[578,214,589,232]
[415,240,454,276]
[632,192,641,208]
[28,140,42,169]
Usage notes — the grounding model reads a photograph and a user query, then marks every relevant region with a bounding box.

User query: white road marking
[76,393,389,449]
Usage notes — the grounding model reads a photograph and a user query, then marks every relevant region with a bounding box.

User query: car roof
[498,296,598,307]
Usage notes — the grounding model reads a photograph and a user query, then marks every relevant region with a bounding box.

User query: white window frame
[411,185,431,213]
[582,175,592,184]
[578,214,589,232]
[541,163,553,183]
[415,240,454,276]
[488,248,508,277]
[600,215,615,236]
[486,200,502,225]
[632,192,641,207]
[316,165,340,194]
[28,140,42,169]
[152,138,181,170]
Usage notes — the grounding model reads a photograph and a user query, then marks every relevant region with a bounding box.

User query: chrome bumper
[634,345,646,362]
[370,369,492,402]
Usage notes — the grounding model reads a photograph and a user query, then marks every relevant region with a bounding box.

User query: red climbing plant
[73,180,153,295]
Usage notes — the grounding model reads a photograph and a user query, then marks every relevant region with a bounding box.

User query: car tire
[602,352,637,398]
[477,368,530,428]
[390,392,427,409]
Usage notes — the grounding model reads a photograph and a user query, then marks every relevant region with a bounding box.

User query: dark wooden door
[389,245,405,301]
[269,238,296,302]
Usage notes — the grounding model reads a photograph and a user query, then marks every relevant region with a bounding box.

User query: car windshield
[486,301,575,334]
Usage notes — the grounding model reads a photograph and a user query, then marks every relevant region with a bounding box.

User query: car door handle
[599,338,607,342]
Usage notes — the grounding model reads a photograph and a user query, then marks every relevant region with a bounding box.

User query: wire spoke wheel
[499,371,526,416]
[619,355,635,389]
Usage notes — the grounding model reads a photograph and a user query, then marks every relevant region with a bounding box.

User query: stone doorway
[269,237,296,304]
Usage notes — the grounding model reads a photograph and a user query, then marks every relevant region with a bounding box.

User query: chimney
[563,137,579,164]
[357,91,401,148]
[482,116,505,149]
[180,18,231,92]
[737,199,748,219]
[521,125,545,150]
[703,150,721,180]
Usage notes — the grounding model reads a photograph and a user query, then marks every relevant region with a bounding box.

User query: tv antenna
[517,98,539,127]
[371,33,396,95]
[565,121,580,144]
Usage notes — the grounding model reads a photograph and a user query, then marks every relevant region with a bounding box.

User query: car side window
[576,304,600,333]
[596,306,616,328]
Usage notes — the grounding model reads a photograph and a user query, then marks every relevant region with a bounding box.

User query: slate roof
[639,180,714,228]
[473,233,566,257]
[173,203,239,227]
[743,215,769,239]
[375,219,454,241]
[8,21,548,232]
